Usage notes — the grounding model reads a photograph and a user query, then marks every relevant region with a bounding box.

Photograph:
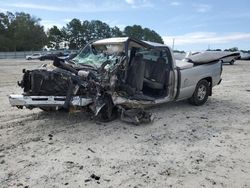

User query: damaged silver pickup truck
[9,37,223,123]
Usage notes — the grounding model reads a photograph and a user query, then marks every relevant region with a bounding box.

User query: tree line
[0,12,47,51]
[0,11,164,51]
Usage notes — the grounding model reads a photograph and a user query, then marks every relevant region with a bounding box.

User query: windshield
[73,43,125,69]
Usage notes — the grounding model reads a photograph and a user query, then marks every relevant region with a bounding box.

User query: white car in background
[220,55,238,65]
[25,53,42,60]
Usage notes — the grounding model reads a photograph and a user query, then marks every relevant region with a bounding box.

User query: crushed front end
[9,38,153,123]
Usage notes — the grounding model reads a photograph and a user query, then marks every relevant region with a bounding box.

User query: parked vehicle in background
[173,52,186,60]
[240,52,250,60]
[25,53,42,60]
[221,54,240,65]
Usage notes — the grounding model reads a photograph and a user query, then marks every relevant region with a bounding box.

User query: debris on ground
[90,174,100,180]
[120,108,153,125]
[87,147,96,153]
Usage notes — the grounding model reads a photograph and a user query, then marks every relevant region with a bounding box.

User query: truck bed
[177,60,222,100]
[176,60,193,70]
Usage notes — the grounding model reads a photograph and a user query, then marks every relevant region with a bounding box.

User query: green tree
[124,25,144,40]
[124,25,164,44]
[65,18,85,49]
[82,20,123,42]
[0,11,47,51]
[206,49,222,51]
[47,26,63,49]
[0,12,16,51]
[111,26,123,37]
[88,20,112,39]
[63,19,123,49]
[1,12,165,51]
[224,47,239,52]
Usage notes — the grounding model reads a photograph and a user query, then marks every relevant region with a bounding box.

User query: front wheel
[39,107,60,112]
[188,80,209,106]
[97,106,117,122]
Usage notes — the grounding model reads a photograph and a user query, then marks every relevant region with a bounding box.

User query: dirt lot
[0,59,250,188]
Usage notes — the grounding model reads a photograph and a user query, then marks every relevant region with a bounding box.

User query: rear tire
[189,80,209,106]
[230,60,235,65]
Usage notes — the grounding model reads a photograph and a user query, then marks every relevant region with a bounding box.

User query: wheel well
[202,77,212,96]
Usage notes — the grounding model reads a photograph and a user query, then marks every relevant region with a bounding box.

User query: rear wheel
[189,80,209,106]
[230,60,235,65]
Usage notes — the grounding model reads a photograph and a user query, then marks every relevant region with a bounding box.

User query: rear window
[138,49,169,64]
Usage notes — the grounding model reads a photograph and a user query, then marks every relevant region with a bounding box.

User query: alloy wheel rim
[197,85,206,100]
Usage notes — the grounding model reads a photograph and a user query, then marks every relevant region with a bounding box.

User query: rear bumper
[9,94,92,108]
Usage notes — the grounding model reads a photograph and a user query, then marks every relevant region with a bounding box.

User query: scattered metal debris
[120,108,153,125]
[90,174,100,180]
[87,147,96,153]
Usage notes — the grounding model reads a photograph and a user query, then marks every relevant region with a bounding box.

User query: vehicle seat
[126,54,145,92]
[144,57,169,90]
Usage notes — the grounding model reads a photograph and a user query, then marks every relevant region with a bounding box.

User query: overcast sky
[1,0,250,51]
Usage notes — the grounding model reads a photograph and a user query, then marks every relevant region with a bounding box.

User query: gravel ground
[0,59,250,188]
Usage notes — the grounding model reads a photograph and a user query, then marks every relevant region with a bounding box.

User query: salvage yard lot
[0,59,250,188]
